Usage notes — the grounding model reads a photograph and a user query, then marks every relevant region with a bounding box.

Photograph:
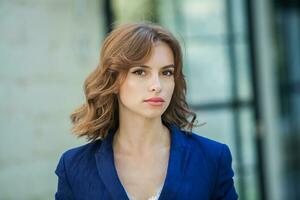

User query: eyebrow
[134,64,175,69]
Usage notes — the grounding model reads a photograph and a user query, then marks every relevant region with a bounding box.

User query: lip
[144,97,165,102]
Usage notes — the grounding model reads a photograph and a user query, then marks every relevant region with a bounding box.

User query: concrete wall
[0,1,104,199]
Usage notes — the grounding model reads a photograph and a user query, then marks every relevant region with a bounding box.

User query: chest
[114,149,169,200]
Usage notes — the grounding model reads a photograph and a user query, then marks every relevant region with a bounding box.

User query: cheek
[126,79,140,92]
[165,80,175,96]
[119,78,143,98]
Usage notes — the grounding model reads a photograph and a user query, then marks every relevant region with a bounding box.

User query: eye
[132,69,146,76]
[163,69,174,76]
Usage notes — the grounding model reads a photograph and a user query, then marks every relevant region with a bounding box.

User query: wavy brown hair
[70,22,198,141]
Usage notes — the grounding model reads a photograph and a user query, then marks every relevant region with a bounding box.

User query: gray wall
[0,1,104,199]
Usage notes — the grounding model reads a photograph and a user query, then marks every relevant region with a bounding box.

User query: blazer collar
[94,124,191,200]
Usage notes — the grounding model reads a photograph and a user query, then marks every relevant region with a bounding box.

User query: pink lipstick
[144,97,165,106]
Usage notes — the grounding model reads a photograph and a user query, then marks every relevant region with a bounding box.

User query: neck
[112,117,170,155]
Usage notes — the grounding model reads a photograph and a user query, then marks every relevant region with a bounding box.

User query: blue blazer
[55,124,238,200]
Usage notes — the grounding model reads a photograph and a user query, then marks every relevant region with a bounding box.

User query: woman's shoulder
[189,131,227,150]
[58,139,103,163]
[179,129,232,162]
[180,128,226,148]
[183,131,237,199]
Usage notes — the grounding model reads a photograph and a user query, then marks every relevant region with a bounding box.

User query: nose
[149,74,162,93]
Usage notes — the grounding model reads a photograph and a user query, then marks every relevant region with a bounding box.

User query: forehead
[141,42,174,68]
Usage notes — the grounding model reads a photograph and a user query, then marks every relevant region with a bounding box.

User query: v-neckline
[112,126,170,200]
[124,183,164,200]
[95,124,190,200]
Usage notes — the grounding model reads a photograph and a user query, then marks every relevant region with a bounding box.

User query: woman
[55,22,238,200]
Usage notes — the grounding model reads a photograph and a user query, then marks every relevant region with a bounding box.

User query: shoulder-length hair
[70,22,197,141]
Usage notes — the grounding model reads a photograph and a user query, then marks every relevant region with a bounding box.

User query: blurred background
[0,0,299,199]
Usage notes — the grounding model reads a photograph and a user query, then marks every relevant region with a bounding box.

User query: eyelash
[132,69,174,76]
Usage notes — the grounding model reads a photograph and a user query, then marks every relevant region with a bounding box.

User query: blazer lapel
[95,129,129,200]
[158,124,191,200]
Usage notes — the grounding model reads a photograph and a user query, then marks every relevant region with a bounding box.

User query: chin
[140,109,166,119]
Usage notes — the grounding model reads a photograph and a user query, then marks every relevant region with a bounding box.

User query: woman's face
[117,41,175,119]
